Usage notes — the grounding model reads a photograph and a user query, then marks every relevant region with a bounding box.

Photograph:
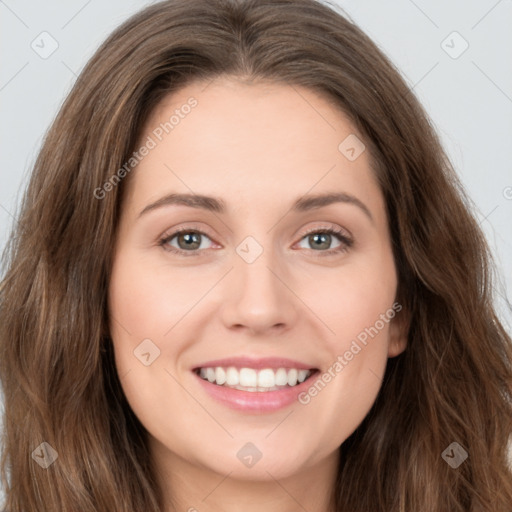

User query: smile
[192,357,320,413]
[195,366,314,391]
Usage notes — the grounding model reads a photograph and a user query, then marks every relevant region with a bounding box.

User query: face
[108,77,407,484]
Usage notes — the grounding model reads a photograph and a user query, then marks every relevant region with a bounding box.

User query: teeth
[287,368,298,386]
[197,366,313,390]
[240,368,257,387]
[226,367,239,386]
[215,367,226,385]
[275,368,288,386]
[258,369,275,387]
[297,369,309,383]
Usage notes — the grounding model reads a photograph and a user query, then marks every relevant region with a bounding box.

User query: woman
[1,0,511,510]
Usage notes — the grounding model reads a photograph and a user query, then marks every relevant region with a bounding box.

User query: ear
[387,305,409,358]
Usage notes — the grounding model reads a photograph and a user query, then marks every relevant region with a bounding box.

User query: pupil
[311,233,330,250]
[180,232,200,250]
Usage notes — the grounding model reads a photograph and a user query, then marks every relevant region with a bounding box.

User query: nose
[219,244,299,336]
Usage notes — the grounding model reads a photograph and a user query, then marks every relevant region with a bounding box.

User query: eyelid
[299,223,352,241]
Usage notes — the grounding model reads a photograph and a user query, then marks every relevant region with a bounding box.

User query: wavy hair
[1,0,511,510]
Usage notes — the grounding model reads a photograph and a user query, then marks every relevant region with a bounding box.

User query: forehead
[122,77,384,219]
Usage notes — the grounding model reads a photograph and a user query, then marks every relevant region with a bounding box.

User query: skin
[108,76,408,512]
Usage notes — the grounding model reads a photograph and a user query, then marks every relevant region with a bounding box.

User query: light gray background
[0,0,511,498]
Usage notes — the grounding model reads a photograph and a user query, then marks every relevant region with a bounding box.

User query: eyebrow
[137,191,373,222]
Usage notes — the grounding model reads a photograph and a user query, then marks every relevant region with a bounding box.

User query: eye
[294,226,353,256]
[158,224,353,257]
[159,226,215,257]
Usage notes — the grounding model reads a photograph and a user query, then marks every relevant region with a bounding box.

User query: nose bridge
[235,232,283,301]
[220,229,298,333]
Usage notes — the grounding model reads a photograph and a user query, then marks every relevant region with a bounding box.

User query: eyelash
[158,225,353,258]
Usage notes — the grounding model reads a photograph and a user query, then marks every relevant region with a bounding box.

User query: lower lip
[193,371,317,413]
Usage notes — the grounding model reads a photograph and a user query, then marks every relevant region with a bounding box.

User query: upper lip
[192,356,317,371]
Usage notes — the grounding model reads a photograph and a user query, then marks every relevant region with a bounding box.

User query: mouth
[191,356,320,412]
[193,365,318,392]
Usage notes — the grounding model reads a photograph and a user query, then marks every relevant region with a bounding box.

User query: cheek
[294,250,396,434]
[297,320,391,450]
[108,251,207,340]
[107,252,192,435]
[304,248,397,349]
[107,253,186,398]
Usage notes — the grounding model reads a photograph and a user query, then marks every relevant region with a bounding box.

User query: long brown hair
[1,0,511,510]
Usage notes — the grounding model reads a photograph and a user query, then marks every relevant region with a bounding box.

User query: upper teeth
[198,367,311,389]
